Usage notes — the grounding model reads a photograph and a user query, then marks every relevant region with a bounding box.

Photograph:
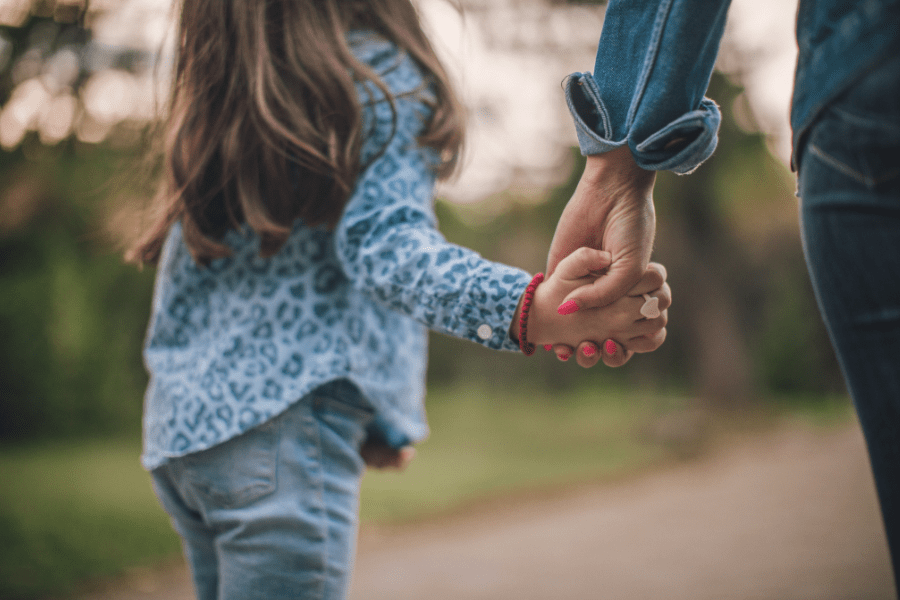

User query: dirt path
[80,421,895,600]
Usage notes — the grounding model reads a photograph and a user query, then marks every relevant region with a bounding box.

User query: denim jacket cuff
[565,73,626,155]
[631,98,721,174]
[564,73,722,175]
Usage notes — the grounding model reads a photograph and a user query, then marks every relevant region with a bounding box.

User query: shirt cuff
[448,266,531,353]
[564,72,722,174]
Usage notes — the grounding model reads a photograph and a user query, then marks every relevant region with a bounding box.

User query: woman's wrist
[583,146,654,187]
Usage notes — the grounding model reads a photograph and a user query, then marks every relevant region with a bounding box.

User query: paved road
[79,422,895,600]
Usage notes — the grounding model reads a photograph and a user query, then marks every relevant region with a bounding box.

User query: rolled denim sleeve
[566,0,732,173]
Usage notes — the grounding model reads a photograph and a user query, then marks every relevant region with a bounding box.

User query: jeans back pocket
[176,417,280,510]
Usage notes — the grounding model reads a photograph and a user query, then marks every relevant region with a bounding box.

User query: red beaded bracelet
[518,272,544,356]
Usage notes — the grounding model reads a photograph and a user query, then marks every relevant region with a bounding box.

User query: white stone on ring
[640,294,660,319]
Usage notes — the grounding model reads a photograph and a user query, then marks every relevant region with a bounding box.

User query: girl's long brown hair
[127,0,464,266]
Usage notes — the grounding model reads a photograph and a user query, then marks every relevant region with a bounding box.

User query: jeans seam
[808,142,900,187]
[625,0,675,131]
[830,104,900,134]
[304,403,329,599]
[576,73,613,141]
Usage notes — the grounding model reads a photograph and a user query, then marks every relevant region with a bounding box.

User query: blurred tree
[0,0,153,152]
[0,0,155,442]
[637,71,843,404]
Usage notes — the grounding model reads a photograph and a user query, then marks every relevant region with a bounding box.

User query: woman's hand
[546,147,656,313]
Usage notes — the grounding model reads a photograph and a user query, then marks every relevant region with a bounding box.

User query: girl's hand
[556,263,669,368]
[514,248,669,361]
[511,247,612,347]
[360,440,416,471]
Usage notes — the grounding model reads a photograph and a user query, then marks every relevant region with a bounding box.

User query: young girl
[128,1,670,598]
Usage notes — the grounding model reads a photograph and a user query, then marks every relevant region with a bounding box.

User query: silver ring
[640,294,660,319]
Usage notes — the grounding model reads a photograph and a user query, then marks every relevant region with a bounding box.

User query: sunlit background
[0,0,798,197]
[1,1,880,599]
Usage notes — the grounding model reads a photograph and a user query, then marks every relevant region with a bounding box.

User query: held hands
[549,262,669,368]
[512,247,670,358]
[545,146,658,367]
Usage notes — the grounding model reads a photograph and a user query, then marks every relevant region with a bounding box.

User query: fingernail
[605,340,617,355]
[558,353,571,362]
[557,300,579,315]
[583,345,596,357]
[543,344,553,351]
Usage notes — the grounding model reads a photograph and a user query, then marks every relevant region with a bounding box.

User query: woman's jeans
[799,50,900,583]
[151,380,373,600]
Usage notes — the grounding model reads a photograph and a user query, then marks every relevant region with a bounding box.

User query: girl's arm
[336,52,668,353]
[335,87,532,351]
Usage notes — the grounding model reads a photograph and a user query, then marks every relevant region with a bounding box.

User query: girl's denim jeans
[151,380,373,600]
[799,50,900,581]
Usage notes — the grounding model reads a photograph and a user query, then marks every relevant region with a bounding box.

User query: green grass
[0,438,180,600]
[0,387,853,599]
[360,385,674,523]
[767,392,856,428]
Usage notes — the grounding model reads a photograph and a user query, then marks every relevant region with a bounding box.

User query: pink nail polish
[543,344,553,351]
[605,340,617,355]
[583,345,596,357]
[557,300,579,315]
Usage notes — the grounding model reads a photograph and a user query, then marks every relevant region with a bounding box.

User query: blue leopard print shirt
[141,34,532,470]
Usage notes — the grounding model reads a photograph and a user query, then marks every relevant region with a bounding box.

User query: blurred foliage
[0,436,179,599]
[649,72,843,402]
[0,2,155,443]
[0,1,845,446]
[0,1,152,150]
[0,142,155,442]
